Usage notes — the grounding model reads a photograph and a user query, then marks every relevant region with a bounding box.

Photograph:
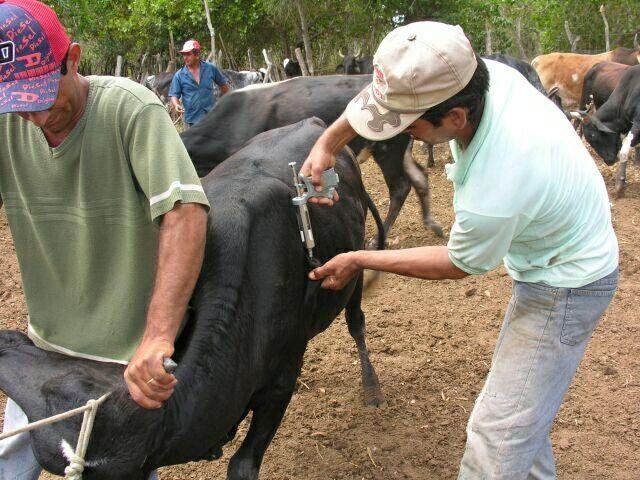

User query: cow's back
[181,75,374,176]
[532,51,613,106]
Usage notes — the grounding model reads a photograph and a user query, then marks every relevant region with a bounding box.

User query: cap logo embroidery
[372,64,388,102]
[354,90,401,133]
[0,40,14,65]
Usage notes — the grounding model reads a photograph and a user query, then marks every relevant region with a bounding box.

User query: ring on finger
[146,378,156,385]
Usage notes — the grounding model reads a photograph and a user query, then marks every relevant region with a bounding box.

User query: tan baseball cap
[346,21,478,141]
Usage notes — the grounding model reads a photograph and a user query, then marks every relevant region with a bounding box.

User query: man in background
[169,39,229,127]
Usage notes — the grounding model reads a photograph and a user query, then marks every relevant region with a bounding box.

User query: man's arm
[169,96,185,114]
[300,112,357,205]
[219,83,230,96]
[124,202,207,409]
[309,246,468,290]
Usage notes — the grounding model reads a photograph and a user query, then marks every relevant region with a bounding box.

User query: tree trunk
[485,21,492,56]
[564,20,581,52]
[599,5,610,51]
[202,0,216,62]
[167,30,176,72]
[515,18,527,61]
[114,55,123,77]
[247,48,255,71]
[295,47,310,76]
[138,52,148,83]
[294,0,314,75]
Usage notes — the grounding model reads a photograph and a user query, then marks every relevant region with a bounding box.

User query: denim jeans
[0,398,159,479]
[459,267,618,480]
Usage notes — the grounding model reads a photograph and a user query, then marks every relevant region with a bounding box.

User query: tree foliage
[45,0,640,76]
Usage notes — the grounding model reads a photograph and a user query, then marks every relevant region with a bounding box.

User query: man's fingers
[148,355,176,387]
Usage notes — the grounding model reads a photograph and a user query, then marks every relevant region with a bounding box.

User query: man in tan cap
[302,21,618,479]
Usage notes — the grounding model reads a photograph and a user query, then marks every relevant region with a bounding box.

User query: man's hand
[300,112,357,206]
[300,144,339,206]
[124,337,178,409]
[174,103,185,114]
[309,251,362,290]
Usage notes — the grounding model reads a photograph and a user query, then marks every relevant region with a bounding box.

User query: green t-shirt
[446,60,618,287]
[0,76,210,364]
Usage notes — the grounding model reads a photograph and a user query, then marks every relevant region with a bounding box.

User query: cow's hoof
[363,388,386,408]
[427,221,444,238]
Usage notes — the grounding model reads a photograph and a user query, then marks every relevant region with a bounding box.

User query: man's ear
[65,42,82,75]
[447,107,468,130]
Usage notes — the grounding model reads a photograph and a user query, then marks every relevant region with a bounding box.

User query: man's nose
[20,110,50,127]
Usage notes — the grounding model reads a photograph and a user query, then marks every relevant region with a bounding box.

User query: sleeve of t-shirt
[168,73,181,98]
[212,65,228,86]
[127,104,210,223]
[447,210,520,275]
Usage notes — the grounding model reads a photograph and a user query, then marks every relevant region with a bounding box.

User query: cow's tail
[363,190,385,292]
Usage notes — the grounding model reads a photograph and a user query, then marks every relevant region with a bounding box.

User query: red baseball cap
[179,40,201,54]
[0,0,71,114]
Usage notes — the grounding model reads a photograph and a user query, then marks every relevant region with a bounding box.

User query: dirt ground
[1,141,638,479]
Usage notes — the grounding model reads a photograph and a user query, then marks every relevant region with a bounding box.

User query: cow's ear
[629,121,640,148]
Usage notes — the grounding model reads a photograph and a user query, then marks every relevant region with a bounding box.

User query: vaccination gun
[288,162,339,261]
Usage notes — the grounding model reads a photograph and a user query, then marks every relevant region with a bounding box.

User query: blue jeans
[458,268,618,479]
[0,398,159,479]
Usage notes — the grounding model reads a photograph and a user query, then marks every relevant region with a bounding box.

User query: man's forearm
[353,246,468,280]
[316,112,358,155]
[169,96,181,110]
[144,202,207,343]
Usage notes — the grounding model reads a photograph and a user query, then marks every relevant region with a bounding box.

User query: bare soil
[0,141,638,479]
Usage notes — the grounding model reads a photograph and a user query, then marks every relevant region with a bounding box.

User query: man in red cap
[0,1,209,478]
[169,39,229,127]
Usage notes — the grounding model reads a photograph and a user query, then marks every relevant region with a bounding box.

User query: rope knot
[64,453,86,479]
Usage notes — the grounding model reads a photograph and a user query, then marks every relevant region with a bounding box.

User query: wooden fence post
[599,5,610,51]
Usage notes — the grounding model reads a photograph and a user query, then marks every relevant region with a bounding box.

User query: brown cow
[532,34,640,108]
[579,61,630,109]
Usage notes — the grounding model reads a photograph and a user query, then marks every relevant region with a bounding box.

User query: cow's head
[337,48,362,74]
[583,115,621,165]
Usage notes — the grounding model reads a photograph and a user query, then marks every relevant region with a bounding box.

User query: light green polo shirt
[446,60,618,287]
[0,76,209,363]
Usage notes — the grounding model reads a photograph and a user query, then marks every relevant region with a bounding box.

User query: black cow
[583,64,640,194]
[221,69,266,89]
[283,58,302,78]
[335,49,374,75]
[579,61,630,110]
[143,71,175,103]
[0,118,385,480]
[181,75,444,241]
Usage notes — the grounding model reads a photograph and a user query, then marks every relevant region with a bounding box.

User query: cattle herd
[0,35,639,480]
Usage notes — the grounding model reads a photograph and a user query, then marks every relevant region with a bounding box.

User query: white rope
[0,392,110,480]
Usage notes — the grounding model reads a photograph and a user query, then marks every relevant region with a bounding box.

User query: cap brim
[0,69,60,115]
[345,84,423,141]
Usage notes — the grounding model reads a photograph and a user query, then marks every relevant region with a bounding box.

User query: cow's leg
[368,142,412,248]
[615,132,635,196]
[226,358,301,480]
[420,141,435,167]
[346,275,384,407]
[403,140,444,237]
[634,146,640,168]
